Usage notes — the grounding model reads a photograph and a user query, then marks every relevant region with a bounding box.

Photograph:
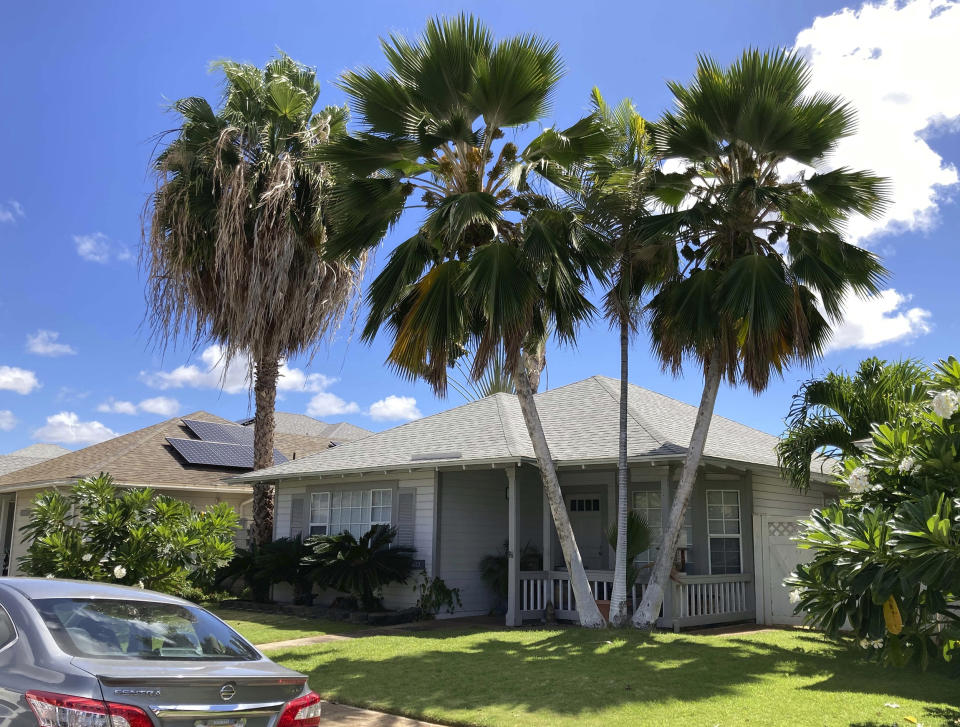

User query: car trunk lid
[70,658,306,727]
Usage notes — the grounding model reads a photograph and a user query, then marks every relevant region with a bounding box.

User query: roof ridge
[593,376,667,448]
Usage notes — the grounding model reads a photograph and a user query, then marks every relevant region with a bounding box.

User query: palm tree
[556,89,674,625]
[777,357,928,489]
[322,15,610,626]
[448,345,515,402]
[631,49,890,629]
[143,55,363,545]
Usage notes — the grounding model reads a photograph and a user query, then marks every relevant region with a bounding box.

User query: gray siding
[437,470,507,616]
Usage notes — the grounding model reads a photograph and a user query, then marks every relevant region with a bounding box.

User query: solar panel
[182,419,254,445]
[166,438,288,468]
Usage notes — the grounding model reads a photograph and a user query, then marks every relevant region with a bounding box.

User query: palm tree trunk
[609,312,630,626]
[632,348,723,630]
[514,354,606,628]
[252,354,279,546]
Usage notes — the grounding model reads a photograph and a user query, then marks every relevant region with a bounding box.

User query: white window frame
[706,489,743,575]
[311,488,394,538]
[309,492,330,536]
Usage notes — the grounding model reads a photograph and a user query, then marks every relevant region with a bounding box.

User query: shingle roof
[238,412,371,442]
[0,412,334,490]
[0,444,70,477]
[233,376,785,482]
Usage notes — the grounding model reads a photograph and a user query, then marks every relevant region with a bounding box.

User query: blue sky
[0,0,957,451]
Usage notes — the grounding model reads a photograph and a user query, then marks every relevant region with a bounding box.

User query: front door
[567,495,605,570]
[760,515,815,625]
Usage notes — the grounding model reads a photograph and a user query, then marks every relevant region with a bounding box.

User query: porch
[501,463,757,630]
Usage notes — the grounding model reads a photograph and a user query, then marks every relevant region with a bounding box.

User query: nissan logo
[219,683,236,702]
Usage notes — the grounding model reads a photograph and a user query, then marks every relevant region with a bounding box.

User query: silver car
[0,578,321,727]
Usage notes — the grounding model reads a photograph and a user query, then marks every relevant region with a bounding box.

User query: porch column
[541,486,552,572]
[660,471,674,628]
[505,466,521,626]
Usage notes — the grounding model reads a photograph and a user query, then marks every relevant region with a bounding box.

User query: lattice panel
[768,521,801,538]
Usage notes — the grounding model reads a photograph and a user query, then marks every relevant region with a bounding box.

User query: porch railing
[519,570,753,629]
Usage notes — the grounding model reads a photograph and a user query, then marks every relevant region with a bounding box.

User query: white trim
[706,489,743,575]
[308,491,330,536]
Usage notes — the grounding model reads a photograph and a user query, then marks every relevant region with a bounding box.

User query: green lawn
[213,608,362,644]
[272,627,960,727]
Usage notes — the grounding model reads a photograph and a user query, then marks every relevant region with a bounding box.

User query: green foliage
[479,541,543,606]
[304,524,415,611]
[413,571,463,618]
[20,473,238,596]
[777,357,929,489]
[605,511,652,590]
[217,536,315,604]
[786,356,960,670]
[640,49,889,392]
[323,14,610,395]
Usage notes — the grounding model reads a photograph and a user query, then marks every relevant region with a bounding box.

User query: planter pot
[596,599,611,622]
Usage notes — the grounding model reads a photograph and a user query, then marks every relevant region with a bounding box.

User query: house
[235,376,836,630]
[0,412,370,576]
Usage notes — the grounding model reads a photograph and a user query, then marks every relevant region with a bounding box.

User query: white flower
[45,574,55,580]
[847,466,871,494]
[788,589,803,605]
[858,638,871,649]
[81,553,93,562]
[870,638,884,649]
[113,565,127,580]
[137,581,145,590]
[898,456,918,475]
[919,582,927,593]
[930,390,960,419]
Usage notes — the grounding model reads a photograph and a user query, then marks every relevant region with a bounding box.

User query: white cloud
[306,391,360,417]
[137,396,180,416]
[97,398,139,415]
[97,396,180,417]
[73,232,132,264]
[0,411,16,431]
[794,0,960,243]
[0,366,40,395]
[26,330,76,357]
[33,412,117,445]
[824,288,933,352]
[368,395,422,422]
[0,200,24,224]
[141,345,337,395]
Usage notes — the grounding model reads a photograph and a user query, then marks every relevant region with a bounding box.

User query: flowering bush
[786,357,960,670]
[19,473,238,596]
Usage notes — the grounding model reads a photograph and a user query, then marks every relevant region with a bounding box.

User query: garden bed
[218,599,421,626]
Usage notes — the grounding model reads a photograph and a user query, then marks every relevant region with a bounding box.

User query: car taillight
[26,691,153,727]
[276,692,322,727]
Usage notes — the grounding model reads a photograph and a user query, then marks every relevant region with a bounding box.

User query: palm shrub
[605,511,652,593]
[632,49,889,629]
[215,545,272,603]
[20,473,238,596]
[143,54,364,545]
[786,356,960,671]
[777,357,929,489]
[303,524,414,611]
[322,14,610,627]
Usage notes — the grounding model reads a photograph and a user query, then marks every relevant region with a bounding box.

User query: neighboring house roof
[234,376,796,482]
[237,412,372,443]
[0,412,334,492]
[0,443,70,477]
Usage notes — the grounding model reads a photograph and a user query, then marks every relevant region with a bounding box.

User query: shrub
[414,571,462,618]
[20,473,238,596]
[479,541,542,611]
[786,356,960,670]
[303,524,414,611]
[605,511,652,591]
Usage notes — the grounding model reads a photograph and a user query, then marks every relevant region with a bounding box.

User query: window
[31,599,258,661]
[312,488,393,539]
[632,489,693,566]
[707,490,742,574]
[0,604,15,650]
[569,498,600,512]
[309,492,330,536]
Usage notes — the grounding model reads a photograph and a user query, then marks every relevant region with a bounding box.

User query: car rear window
[31,598,259,661]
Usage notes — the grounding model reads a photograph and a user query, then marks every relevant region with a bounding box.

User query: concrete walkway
[257,633,352,651]
[321,702,444,727]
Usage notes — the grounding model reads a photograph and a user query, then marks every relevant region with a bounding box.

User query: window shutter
[290,496,305,540]
[396,491,415,549]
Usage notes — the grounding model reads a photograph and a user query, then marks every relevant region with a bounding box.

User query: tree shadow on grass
[271,628,960,725]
